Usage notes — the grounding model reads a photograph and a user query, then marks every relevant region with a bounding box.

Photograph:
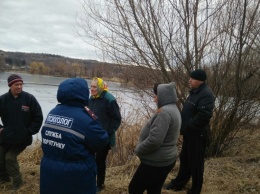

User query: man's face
[189,78,203,89]
[90,81,98,96]
[10,81,23,96]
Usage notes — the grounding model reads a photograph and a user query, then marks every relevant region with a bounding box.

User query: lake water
[0,72,154,142]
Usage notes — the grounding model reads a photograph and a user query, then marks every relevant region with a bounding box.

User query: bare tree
[206,0,260,156]
[77,0,260,157]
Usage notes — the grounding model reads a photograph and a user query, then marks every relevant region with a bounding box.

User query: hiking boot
[165,181,183,191]
[0,176,11,183]
[96,174,105,193]
[12,175,23,190]
[96,184,104,193]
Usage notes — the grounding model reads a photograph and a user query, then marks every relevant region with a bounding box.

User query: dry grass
[0,129,259,194]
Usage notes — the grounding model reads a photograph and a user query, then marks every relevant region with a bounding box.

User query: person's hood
[57,78,89,105]
[157,82,177,108]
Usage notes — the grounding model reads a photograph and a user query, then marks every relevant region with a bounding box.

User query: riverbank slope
[0,129,259,194]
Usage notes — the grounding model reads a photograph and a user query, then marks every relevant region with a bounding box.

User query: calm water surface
[0,72,153,142]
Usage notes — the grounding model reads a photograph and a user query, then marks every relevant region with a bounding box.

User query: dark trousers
[129,161,175,194]
[171,135,207,194]
[95,143,110,186]
[0,144,27,179]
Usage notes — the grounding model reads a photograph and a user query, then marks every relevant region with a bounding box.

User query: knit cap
[7,74,23,87]
[190,69,207,81]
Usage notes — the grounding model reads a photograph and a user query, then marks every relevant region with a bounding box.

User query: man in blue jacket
[40,78,109,194]
[166,69,215,194]
[0,74,43,190]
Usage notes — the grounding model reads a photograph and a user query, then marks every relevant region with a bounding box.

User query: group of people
[128,69,215,194]
[0,69,215,194]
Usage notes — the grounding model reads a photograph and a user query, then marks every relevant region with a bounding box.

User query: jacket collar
[91,91,107,99]
[8,89,23,99]
[190,82,206,94]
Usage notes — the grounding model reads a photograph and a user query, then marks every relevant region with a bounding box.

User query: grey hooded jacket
[134,82,181,167]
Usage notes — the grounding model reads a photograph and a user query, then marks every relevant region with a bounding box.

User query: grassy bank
[0,128,259,194]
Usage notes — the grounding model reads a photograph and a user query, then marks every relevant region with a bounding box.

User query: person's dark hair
[153,83,160,95]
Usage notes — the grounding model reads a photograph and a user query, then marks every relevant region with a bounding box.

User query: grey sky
[0,0,101,60]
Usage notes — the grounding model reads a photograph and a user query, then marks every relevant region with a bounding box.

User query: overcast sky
[0,0,101,60]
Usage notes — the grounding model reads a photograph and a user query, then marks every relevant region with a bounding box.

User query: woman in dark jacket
[40,78,109,194]
[89,77,122,193]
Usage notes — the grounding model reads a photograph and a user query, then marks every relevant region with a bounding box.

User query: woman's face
[90,81,98,96]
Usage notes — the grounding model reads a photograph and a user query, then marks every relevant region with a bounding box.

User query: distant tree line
[0,52,154,86]
[0,53,4,70]
[4,57,26,67]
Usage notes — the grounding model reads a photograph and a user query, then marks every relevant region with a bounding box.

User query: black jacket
[0,90,43,145]
[180,83,215,137]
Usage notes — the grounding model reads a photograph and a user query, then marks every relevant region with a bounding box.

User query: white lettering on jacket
[46,114,73,128]
[45,130,62,139]
[42,138,65,149]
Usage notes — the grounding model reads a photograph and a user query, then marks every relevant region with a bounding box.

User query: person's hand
[0,128,3,134]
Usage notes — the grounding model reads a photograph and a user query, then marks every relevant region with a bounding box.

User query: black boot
[0,176,11,183]
[165,180,183,191]
[0,171,11,183]
[96,174,105,193]
[12,174,23,190]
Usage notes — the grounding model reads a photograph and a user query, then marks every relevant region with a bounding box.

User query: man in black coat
[0,74,43,190]
[166,69,215,194]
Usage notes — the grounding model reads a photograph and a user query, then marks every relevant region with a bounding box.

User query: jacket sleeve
[106,99,122,134]
[135,112,170,156]
[189,93,215,131]
[0,95,3,126]
[27,96,44,135]
[84,118,109,153]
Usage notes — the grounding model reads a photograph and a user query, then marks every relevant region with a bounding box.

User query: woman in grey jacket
[129,82,181,194]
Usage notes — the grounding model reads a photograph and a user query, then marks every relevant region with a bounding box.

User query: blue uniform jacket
[40,78,109,194]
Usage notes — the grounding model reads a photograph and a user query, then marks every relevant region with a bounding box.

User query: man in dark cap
[166,69,215,194]
[0,74,43,190]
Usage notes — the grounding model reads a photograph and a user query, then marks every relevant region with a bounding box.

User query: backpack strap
[84,106,98,120]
